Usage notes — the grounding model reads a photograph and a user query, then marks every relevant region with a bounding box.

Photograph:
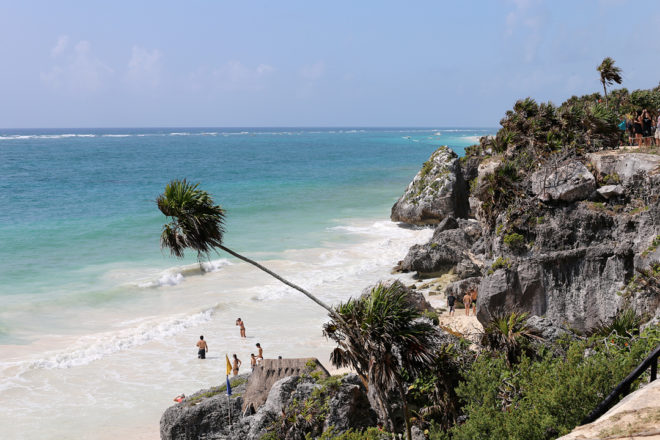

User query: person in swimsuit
[196,335,208,359]
[463,292,472,316]
[236,318,246,338]
[232,354,241,376]
[256,343,263,364]
[471,289,478,316]
[250,353,257,371]
[447,294,456,316]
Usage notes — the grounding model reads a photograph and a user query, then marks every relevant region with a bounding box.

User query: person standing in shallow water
[250,353,257,371]
[256,343,263,364]
[196,335,208,359]
[232,354,241,376]
[236,317,246,338]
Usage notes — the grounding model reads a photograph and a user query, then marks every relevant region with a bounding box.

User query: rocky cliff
[393,145,660,333]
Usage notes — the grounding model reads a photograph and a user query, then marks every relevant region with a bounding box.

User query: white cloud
[209,60,275,91]
[51,35,69,58]
[300,61,325,80]
[41,39,113,92]
[126,46,162,88]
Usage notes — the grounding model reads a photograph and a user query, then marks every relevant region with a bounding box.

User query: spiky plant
[156,179,338,317]
[482,311,542,367]
[597,57,623,107]
[323,281,437,440]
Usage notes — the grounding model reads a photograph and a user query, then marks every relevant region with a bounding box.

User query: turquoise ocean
[0,127,492,439]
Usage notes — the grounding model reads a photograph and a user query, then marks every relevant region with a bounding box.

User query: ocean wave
[101,134,131,138]
[136,259,232,288]
[0,307,218,375]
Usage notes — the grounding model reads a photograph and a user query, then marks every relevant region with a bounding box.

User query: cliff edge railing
[581,343,659,425]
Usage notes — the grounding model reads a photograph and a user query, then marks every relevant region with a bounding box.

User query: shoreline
[0,217,432,440]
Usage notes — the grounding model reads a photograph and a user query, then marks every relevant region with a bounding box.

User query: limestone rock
[160,374,249,440]
[597,184,625,199]
[400,227,474,276]
[242,358,328,413]
[588,151,660,185]
[391,146,469,225]
[531,161,596,202]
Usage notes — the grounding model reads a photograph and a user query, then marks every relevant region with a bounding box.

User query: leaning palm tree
[322,281,437,440]
[156,179,338,318]
[597,57,623,107]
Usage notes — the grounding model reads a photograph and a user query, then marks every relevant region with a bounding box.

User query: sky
[1,0,659,128]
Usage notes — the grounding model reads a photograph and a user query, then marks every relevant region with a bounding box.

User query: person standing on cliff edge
[196,335,208,359]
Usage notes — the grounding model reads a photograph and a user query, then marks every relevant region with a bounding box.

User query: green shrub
[317,427,390,439]
[449,326,660,440]
[421,309,440,325]
[489,257,511,274]
[503,233,526,252]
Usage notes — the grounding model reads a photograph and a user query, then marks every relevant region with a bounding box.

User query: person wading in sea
[236,317,246,338]
[256,343,263,364]
[196,335,208,359]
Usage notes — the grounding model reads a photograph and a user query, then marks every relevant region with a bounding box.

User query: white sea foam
[102,134,131,138]
[0,307,217,376]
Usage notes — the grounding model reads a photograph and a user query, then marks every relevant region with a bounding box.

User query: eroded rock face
[588,151,660,184]
[400,225,476,276]
[160,374,249,440]
[396,148,659,334]
[391,146,469,225]
[531,161,596,202]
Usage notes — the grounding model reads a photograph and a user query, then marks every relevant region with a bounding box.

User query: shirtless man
[463,293,472,316]
[250,353,257,371]
[232,354,242,376]
[196,335,208,359]
[471,289,478,316]
[256,343,263,364]
[236,318,246,338]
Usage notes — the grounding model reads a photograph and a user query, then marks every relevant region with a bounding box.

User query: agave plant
[323,281,437,440]
[156,179,339,318]
[481,311,542,367]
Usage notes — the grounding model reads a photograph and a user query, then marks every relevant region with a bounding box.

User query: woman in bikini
[232,354,242,376]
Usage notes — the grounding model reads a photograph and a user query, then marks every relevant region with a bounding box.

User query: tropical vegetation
[322,281,437,440]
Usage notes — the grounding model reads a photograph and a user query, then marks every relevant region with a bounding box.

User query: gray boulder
[391,146,469,225]
[401,228,474,276]
[525,316,571,342]
[597,184,625,199]
[160,375,249,440]
[531,161,596,202]
[588,151,660,185]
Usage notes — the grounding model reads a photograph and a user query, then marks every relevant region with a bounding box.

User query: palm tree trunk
[602,81,609,107]
[397,381,412,440]
[218,245,345,324]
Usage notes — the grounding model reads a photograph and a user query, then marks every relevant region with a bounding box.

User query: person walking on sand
[471,289,478,316]
[236,317,246,338]
[447,294,456,317]
[256,343,263,363]
[196,335,208,359]
[463,292,472,316]
[250,353,257,371]
[232,354,241,376]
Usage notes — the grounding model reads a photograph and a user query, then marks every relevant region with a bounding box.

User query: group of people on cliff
[622,109,660,146]
[194,317,264,376]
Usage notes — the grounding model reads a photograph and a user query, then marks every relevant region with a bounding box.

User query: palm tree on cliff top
[156,179,338,318]
[597,57,623,107]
